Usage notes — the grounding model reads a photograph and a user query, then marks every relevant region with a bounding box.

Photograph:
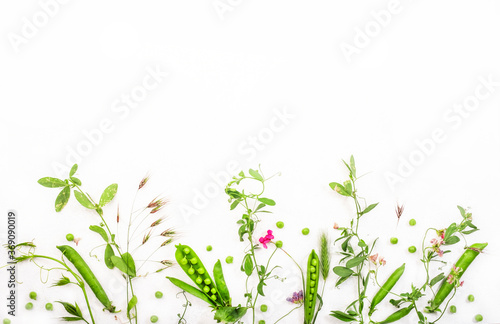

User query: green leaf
[70,177,81,186]
[166,277,216,306]
[104,244,115,269]
[55,186,71,212]
[257,197,275,206]
[457,205,466,218]
[242,254,254,276]
[56,301,82,317]
[257,280,266,296]
[430,273,445,287]
[350,155,356,178]
[213,260,231,303]
[61,317,84,322]
[329,182,351,197]
[444,223,457,241]
[445,236,460,245]
[330,310,358,322]
[52,275,71,287]
[111,253,136,277]
[249,169,263,181]
[99,183,118,207]
[74,190,96,209]
[346,256,365,268]
[230,199,240,210]
[38,177,66,188]
[335,274,351,287]
[462,229,478,235]
[361,203,379,215]
[333,266,354,277]
[89,225,108,242]
[213,306,248,323]
[127,295,137,316]
[69,164,78,177]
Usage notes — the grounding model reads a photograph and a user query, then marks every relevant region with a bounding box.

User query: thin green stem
[274,305,302,323]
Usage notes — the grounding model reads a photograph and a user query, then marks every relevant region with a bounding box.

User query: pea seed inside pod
[183,248,190,254]
[204,278,211,285]
[203,286,210,293]
[180,258,188,265]
[190,257,198,264]
[311,273,317,280]
[188,267,195,275]
[310,266,316,273]
[211,288,217,294]
[197,268,205,275]
[211,295,217,301]
[195,277,203,284]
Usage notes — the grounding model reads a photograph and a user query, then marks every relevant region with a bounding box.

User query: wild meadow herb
[19,165,175,323]
[328,156,487,324]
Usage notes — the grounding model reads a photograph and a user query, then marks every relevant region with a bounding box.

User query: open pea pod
[166,277,217,307]
[173,244,225,306]
[304,250,320,324]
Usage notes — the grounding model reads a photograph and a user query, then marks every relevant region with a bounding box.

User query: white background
[1,1,500,323]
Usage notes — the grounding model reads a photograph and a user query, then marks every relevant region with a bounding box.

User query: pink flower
[259,230,274,249]
[379,257,386,266]
[333,223,339,230]
[369,254,379,264]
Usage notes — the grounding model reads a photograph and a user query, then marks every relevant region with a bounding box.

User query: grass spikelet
[320,232,331,281]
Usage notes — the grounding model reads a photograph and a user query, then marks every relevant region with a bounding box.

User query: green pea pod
[174,244,224,306]
[304,250,320,324]
[166,277,217,306]
[429,242,487,312]
[375,305,414,324]
[213,260,231,304]
[369,263,405,316]
[57,245,116,312]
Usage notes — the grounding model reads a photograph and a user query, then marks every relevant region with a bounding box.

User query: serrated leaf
[38,177,66,188]
[89,225,108,242]
[257,197,275,206]
[99,183,118,207]
[333,266,354,277]
[69,164,78,177]
[55,186,71,212]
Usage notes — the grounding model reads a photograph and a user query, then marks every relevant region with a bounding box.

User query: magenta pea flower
[259,230,274,249]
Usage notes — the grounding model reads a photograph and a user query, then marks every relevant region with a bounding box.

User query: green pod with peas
[57,245,116,312]
[169,244,226,306]
[429,242,487,312]
[304,250,320,324]
[369,263,405,316]
[375,304,414,324]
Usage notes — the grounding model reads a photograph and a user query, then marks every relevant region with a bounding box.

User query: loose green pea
[155,291,163,299]
[29,291,37,300]
[449,305,457,313]
[302,228,310,235]
[3,319,11,324]
[206,245,213,251]
[475,314,483,322]
[276,221,284,229]
[468,294,475,302]
[259,321,266,324]
[409,219,416,226]
[390,237,398,244]
[260,304,268,312]
[66,233,74,241]
[275,240,283,248]
[408,246,417,253]
[226,256,234,264]
[25,302,33,310]
[150,315,158,323]
[45,303,53,311]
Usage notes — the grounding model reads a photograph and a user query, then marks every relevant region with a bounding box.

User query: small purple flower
[286,290,304,304]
